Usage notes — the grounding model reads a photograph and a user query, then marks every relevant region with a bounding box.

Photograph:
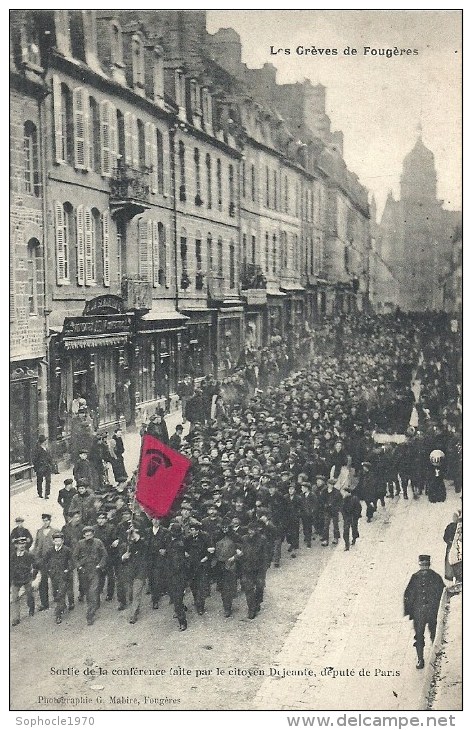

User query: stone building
[10,11,49,485]
[10,9,372,475]
[379,132,461,311]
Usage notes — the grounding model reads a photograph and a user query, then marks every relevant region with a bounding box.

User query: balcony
[121,277,152,311]
[110,165,151,219]
[240,263,267,305]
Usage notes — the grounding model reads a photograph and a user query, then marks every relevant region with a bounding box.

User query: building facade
[10,11,49,484]
[10,9,373,478]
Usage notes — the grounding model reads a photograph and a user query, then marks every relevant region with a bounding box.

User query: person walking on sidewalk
[73,526,107,625]
[319,478,342,546]
[403,554,444,669]
[44,532,73,624]
[32,435,54,499]
[57,478,77,520]
[10,537,39,626]
[341,489,362,551]
[34,513,60,611]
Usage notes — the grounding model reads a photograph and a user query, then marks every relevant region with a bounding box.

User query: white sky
[207,10,462,221]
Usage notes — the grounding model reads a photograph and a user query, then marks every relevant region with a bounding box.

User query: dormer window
[111,21,124,67]
[153,47,164,102]
[132,34,145,90]
[202,88,213,134]
[69,10,86,62]
[175,69,186,117]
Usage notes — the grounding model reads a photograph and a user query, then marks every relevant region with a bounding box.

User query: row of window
[137,218,171,288]
[179,231,237,291]
[52,77,169,194]
[54,202,110,287]
[177,142,235,217]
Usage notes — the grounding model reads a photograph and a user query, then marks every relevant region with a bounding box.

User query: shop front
[179,309,214,382]
[215,307,244,376]
[134,309,189,420]
[280,286,305,349]
[10,362,40,485]
[48,303,134,453]
[265,290,286,345]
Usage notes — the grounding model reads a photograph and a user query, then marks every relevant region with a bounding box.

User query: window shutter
[73,87,87,170]
[162,131,170,196]
[151,125,158,194]
[131,114,139,168]
[52,75,64,164]
[144,122,152,169]
[100,101,111,176]
[109,102,117,171]
[138,218,152,282]
[102,210,110,287]
[76,205,85,285]
[54,201,66,284]
[124,112,132,165]
[152,220,159,287]
[84,207,94,284]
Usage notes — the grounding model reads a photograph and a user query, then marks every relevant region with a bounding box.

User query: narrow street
[10,479,459,711]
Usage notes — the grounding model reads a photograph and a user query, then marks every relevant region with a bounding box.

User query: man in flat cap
[32,434,54,499]
[73,525,107,625]
[34,513,60,611]
[404,555,445,669]
[44,532,73,624]
[10,537,39,626]
[10,517,33,552]
[57,478,77,519]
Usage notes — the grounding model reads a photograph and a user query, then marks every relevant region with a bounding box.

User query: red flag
[136,434,191,518]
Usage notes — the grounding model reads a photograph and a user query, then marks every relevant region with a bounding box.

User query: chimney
[208,27,242,77]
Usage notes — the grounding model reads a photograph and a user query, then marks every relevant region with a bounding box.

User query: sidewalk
[10,411,187,532]
[253,484,461,711]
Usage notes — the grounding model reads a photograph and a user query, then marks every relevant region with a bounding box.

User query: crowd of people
[11,312,462,633]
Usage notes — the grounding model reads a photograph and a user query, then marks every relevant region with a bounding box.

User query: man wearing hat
[319,479,342,546]
[57,478,77,519]
[10,517,33,552]
[357,461,377,522]
[119,525,149,624]
[10,537,39,626]
[240,522,268,619]
[34,513,60,611]
[404,555,445,668]
[44,532,73,624]
[73,448,97,489]
[184,521,214,615]
[32,434,54,499]
[72,525,108,625]
[94,512,117,602]
[166,523,190,631]
[68,481,97,526]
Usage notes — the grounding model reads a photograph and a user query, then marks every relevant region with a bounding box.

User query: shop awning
[266,288,287,297]
[140,308,189,322]
[137,307,189,334]
[63,334,129,350]
[280,284,306,292]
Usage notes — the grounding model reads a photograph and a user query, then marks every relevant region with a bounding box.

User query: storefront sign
[83,295,125,315]
[63,314,133,338]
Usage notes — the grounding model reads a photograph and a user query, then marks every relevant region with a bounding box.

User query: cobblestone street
[10,472,460,711]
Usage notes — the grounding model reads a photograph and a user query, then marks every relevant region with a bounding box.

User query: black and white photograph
[9,8,462,715]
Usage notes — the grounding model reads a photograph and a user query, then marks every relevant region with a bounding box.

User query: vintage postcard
[9,8,462,715]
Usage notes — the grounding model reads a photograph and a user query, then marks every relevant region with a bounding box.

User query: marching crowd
[11,312,462,633]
